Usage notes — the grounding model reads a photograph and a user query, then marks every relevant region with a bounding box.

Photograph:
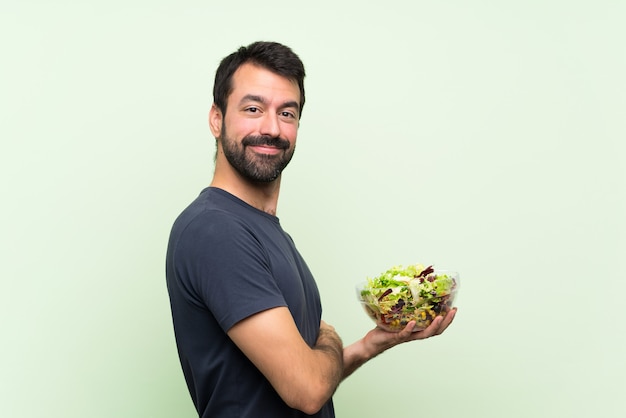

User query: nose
[259,113,281,138]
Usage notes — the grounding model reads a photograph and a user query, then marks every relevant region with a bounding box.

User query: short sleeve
[173,209,287,331]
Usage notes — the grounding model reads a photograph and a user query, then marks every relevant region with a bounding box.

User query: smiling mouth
[242,135,290,151]
[247,144,284,155]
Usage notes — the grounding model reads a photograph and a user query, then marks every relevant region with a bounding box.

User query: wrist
[341,337,377,379]
[356,336,378,362]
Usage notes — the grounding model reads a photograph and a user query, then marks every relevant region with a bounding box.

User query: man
[166,41,456,417]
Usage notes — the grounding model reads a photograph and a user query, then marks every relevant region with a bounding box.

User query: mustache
[242,135,290,150]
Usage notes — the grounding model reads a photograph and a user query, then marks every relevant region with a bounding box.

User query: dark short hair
[212,41,306,117]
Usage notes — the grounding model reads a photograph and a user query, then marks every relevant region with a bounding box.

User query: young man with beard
[165,41,457,418]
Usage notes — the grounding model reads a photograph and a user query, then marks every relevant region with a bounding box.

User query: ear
[208,104,223,138]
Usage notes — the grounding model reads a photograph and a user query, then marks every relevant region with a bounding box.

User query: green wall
[1,1,624,417]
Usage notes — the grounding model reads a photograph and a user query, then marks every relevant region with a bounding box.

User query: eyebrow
[239,94,300,114]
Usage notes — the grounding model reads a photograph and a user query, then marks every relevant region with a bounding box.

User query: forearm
[287,325,343,414]
[313,326,344,387]
[227,309,343,414]
[341,338,376,380]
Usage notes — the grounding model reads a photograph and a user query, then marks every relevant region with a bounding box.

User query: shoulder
[173,205,253,253]
[172,188,253,238]
[168,188,278,267]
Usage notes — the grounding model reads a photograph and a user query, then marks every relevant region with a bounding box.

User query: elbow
[300,403,325,416]
[295,397,327,416]
[283,379,335,415]
[288,398,327,416]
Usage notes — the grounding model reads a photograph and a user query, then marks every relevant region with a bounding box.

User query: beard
[220,126,295,183]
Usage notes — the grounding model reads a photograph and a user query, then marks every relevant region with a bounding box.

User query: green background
[2,1,624,417]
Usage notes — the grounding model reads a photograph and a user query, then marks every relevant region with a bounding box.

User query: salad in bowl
[357,264,459,332]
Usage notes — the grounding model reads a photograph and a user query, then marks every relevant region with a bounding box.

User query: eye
[245,106,260,113]
[280,111,296,119]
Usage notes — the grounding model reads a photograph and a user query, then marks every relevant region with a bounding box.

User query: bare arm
[342,308,457,379]
[227,307,343,415]
[227,306,456,413]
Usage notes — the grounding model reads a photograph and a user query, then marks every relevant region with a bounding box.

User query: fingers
[395,318,440,342]
[435,307,457,335]
[430,307,457,336]
[409,307,458,340]
[396,321,417,339]
[419,316,444,338]
[366,308,458,349]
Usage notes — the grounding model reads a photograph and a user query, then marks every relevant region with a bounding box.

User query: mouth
[247,144,284,155]
[242,136,290,157]
[242,135,290,154]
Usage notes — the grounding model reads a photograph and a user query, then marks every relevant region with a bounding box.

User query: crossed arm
[227,306,457,414]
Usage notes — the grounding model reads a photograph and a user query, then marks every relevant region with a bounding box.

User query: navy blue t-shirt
[166,187,335,417]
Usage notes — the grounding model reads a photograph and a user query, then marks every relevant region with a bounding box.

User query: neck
[210,162,281,216]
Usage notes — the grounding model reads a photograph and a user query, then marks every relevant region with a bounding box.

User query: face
[210,63,301,183]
